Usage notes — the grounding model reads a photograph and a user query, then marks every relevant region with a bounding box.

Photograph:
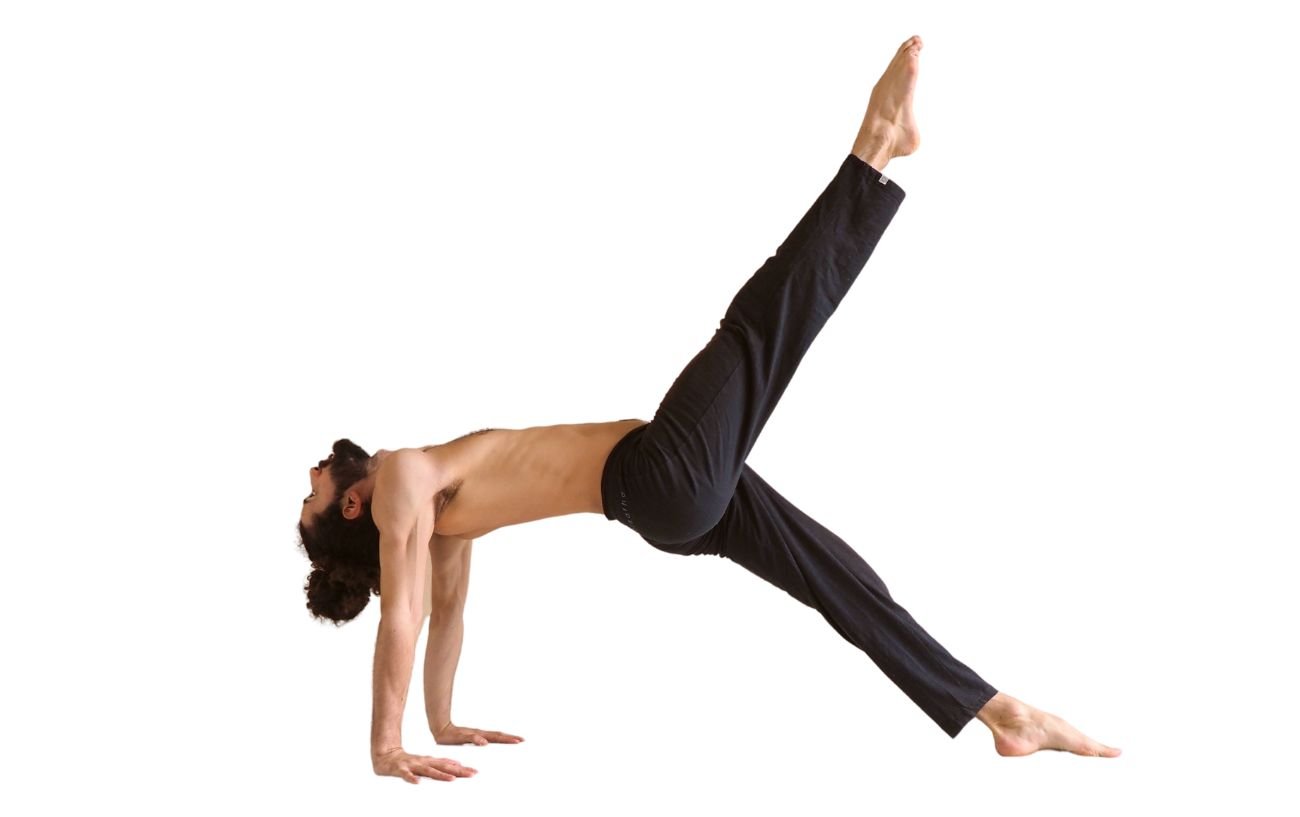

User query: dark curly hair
[296,439,382,626]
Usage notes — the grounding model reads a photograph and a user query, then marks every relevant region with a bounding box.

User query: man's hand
[372,747,478,784]
[434,721,525,746]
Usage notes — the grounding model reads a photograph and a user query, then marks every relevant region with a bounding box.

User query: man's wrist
[371,744,403,763]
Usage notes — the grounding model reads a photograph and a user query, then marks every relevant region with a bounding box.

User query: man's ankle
[975,692,1025,728]
[852,138,892,174]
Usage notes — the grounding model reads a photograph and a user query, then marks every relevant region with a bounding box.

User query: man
[297,35,1122,784]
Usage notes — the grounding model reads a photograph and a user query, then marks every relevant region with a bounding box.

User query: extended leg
[688,464,999,738]
[666,467,1122,757]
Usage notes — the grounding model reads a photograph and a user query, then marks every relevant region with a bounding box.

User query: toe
[1084,741,1115,757]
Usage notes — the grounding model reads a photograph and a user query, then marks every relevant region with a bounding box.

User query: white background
[3,0,1297,813]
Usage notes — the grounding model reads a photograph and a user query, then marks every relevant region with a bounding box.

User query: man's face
[300,439,372,528]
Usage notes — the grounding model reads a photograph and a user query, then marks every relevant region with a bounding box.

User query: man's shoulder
[373,449,444,524]
[379,448,445,490]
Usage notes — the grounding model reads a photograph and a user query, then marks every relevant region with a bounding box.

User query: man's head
[296,438,382,626]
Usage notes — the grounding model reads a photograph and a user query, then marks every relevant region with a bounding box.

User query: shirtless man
[296,36,1121,784]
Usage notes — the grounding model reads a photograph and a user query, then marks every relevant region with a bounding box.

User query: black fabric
[601,153,998,738]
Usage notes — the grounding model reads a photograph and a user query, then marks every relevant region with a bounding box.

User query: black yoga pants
[600,153,998,738]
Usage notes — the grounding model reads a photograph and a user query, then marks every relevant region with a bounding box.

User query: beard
[329,438,372,495]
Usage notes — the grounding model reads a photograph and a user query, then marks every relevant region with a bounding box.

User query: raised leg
[629,152,901,545]
[621,38,925,547]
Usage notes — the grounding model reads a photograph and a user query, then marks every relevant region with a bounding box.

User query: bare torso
[402,418,649,540]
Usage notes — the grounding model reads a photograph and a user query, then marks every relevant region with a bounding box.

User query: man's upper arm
[372,451,438,624]
[426,535,473,618]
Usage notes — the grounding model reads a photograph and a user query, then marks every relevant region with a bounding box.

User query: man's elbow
[380,593,428,630]
[427,596,466,628]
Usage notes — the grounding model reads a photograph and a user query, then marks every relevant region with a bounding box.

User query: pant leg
[675,464,999,739]
[615,153,905,546]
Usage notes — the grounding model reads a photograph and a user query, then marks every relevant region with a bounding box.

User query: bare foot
[976,692,1122,758]
[852,35,924,172]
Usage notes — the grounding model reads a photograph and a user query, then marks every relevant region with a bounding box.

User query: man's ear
[341,489,365,521]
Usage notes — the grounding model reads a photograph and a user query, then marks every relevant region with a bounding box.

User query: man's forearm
[371,615,422,760]
[424,606,466,732]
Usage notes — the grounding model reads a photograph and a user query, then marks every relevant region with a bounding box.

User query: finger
[422,765,457,781]
[443,758,479,774]
[474,735,488,746]
[436,758,478,775]
[433,762,475,778]
[489,732,524,743]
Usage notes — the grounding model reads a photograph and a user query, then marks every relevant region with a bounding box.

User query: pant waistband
[600,423,649,524]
